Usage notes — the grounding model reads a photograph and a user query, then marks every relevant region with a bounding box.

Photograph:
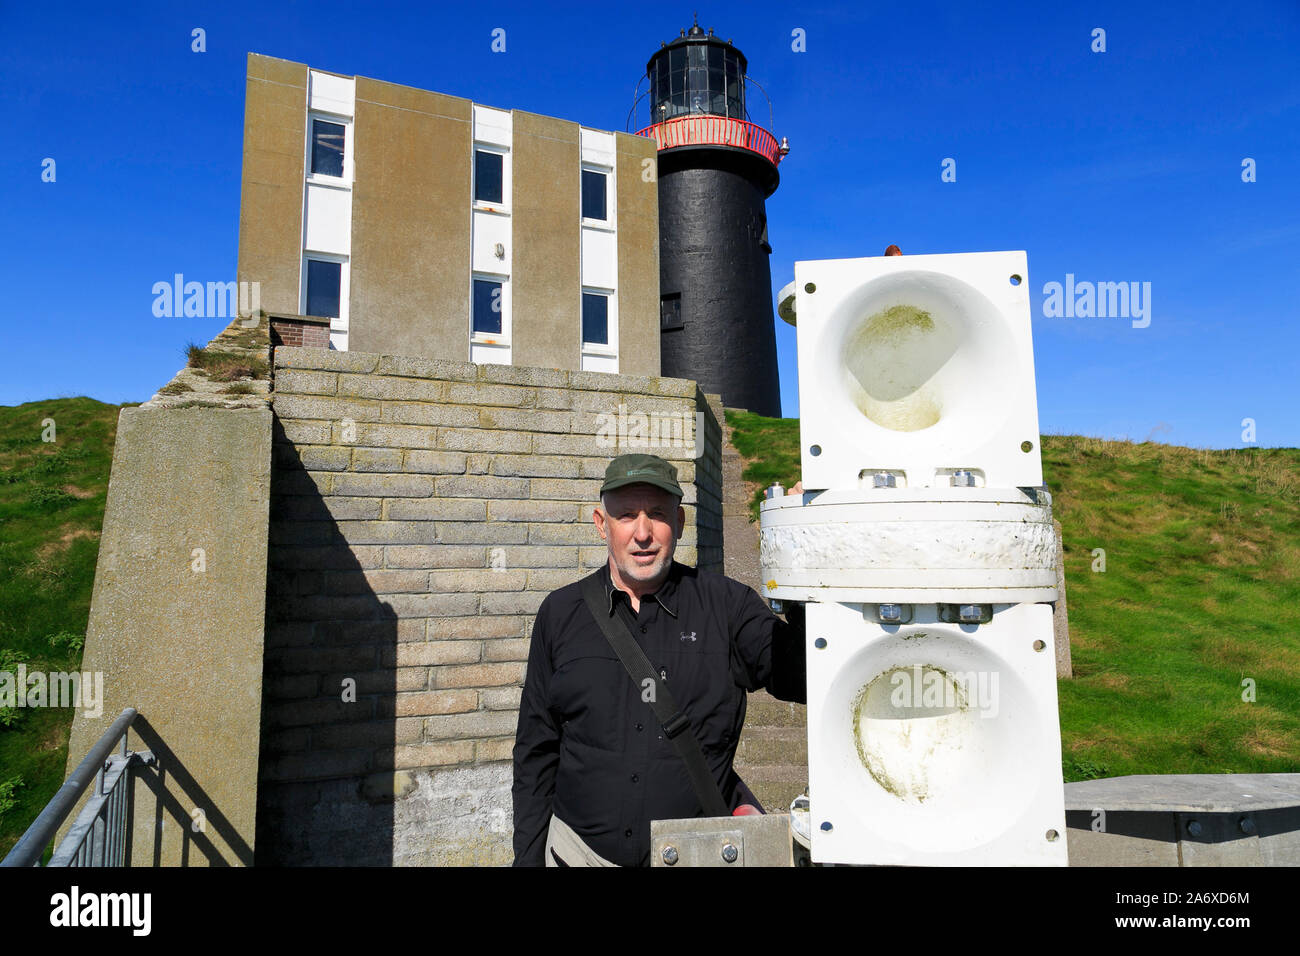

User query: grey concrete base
[60,406,272,866]
[1065,774,1300,866]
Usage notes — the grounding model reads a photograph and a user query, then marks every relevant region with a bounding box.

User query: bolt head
[661,845,679,865]
[721,843,738,864]
[872,472,896,488]
[1239,817,1257,835]
[878,603,902,623]
[958,604,983,623]
[1186,820,1203,837]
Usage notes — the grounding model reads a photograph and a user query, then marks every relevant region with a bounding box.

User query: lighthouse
[634,20,787,418]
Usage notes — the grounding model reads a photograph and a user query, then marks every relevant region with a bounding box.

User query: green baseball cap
[600,453,683,499]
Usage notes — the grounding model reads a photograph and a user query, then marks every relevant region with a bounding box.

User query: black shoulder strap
[580,573,731,818]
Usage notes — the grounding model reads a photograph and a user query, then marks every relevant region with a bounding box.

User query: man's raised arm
[728,581,808,704]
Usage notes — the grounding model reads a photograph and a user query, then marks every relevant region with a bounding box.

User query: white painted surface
[309,71,355,117]
[580,128,616,166]
[759,488,1059,603]
[581,227,616,289]
[580,351,618,373]
[472,210,511,273]
[303,182,352,256]
[470,341,512,365]
[792,251,1043,490]
[474,104,512,148]
[805,601,1068,866]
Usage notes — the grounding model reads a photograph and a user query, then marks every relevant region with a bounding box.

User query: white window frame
[470,272,511,346]
[472,144,511,213]
[580,286,617,355]
[300,252,350,332]
[580,164,614,230]
[306,112,353,187]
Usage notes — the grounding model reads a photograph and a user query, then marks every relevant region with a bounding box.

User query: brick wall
[269,314,331,350]
[257,346,722,864]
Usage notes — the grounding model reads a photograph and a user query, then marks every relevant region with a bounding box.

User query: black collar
[600,559,681,618]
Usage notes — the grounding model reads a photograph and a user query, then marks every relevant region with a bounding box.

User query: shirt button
[624,828,633,838]
[631,774,639,783]
[635,722,643,731]
[640,625,647,633]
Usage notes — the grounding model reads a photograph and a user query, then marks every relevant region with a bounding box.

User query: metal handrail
[1,707,148,867]
[635,115,784,167]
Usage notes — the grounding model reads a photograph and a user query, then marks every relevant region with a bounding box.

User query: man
[512,452,806,867]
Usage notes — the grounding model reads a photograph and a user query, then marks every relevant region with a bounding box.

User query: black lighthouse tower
[634,21,787,418]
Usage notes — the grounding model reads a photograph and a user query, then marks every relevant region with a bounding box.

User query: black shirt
[511,559,806,867]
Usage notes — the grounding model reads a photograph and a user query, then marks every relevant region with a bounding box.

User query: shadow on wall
[131,716,255,866]
[255,417,398,865]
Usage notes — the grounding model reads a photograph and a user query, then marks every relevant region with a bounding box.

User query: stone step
[732,764,808,813]
[735,726,807,766]
[744,691,808,729]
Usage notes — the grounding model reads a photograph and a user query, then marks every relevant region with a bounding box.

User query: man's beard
[614,547,673,587]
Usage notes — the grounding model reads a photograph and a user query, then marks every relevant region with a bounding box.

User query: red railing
[635,116,783,167]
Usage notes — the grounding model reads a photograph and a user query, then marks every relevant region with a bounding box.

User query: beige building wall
[348,78,472,359]
[237,54,308,316]
[615,131,661,377]
[511,111,581,371]
[236,56,661,375]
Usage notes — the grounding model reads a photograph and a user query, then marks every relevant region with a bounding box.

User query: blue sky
[3,1,1297,448]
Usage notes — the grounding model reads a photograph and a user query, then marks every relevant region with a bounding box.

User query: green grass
[185,342,269,382]
[725,409,803,520]
[0,397,123,859]
[725,410,1300,782]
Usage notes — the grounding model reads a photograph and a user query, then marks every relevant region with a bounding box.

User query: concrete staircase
[720,408,809,812]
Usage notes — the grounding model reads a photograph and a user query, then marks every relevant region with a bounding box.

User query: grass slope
[0,398,123,858]
[726,409,1300,782]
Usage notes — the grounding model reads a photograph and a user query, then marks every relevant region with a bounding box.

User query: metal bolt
[1186,820,1202,837]
[958,604,983,623]
[721,843,738,864]
[878,604,903,623]
[872,472,896,488]
[951,470,976,487]
[766,483,784,499]
[769,599,785,614]
[1239,817,1256,835]
[814,638,827,649]
[661,845,679,865]
[820,821,833,832]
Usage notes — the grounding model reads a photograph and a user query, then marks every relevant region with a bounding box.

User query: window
[582,291,609,345]
[474,148,505,205]
[660,292,683,331]
[305,259,342,318]
[581,168,607,222]
[473,277,504,335]
[310,118,346,178]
